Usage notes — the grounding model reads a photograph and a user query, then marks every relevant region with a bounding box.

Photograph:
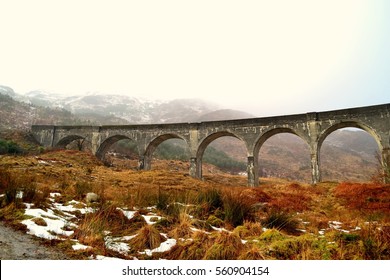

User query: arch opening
[144,134,189,171]
[320,127,380,182]
[197,132,247,182]
[56,135,89,152]
[96,135,139,168]
[257,132,311,183]
[105,138,140,169]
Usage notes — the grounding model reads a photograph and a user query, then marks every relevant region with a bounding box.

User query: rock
[85,192,99,203]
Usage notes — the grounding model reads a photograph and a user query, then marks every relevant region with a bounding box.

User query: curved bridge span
[31,103,390,186]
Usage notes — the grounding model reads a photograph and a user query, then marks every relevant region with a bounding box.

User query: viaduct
[31,103,390,186]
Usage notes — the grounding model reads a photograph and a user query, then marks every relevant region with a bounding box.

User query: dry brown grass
[165,230,213,260]
[261,182,316,212]
[168,211,193,239]
[238,245,266,260]
[204,231,244,260]
[129,224,166,251]
[334,182,390,215]
[1,149,390,260]
[72,202,133,254]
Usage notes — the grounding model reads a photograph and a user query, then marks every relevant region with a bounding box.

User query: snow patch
[140,238,177,256]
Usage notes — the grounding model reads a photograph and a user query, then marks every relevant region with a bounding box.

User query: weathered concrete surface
[31,103,390,186]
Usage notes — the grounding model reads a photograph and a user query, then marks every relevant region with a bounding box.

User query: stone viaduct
[31,103,390,186]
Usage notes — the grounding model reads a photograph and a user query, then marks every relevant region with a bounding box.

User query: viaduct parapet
[31,103,390,186]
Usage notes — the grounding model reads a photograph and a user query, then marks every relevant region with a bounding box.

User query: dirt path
[0,222,68,260]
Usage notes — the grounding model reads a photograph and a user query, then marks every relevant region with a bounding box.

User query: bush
[0,139,23,155]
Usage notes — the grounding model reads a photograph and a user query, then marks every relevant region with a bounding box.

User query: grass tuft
[262,210,300,235]
[238,245,266,260]
[130,224,166,251]
[233,221,264,239]
[169,211,193,239]
[222,190,254,227]
[167,231,213,260]
[204,231,243,260]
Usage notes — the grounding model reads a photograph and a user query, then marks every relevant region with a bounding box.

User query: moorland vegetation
[0,139,389,260]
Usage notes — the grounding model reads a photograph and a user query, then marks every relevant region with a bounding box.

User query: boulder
[85,192,99,203]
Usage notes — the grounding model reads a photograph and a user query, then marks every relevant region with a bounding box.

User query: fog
[1,1,389,117]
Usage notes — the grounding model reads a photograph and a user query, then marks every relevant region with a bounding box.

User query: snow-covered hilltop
[7,88,221,124]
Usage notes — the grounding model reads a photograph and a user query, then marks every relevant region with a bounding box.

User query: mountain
[197,109,255,122]
[0,90,129,131]
[18,90,219,124]
[0,92,89,131]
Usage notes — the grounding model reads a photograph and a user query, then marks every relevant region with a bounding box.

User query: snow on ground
[120,208,162,224]
[72,242,92,251]
[22,207,75,239]
[17,191,366,259]
[120,209,137,220]
[104,236,131,255]
[19,192,175,259]
[143,214,162,225]
[140,238,177,257]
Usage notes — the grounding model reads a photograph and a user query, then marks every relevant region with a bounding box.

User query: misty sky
[0,0,389,117]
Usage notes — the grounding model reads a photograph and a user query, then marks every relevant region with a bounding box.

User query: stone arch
[143,133,189,170]
[254,127,309,157]
[197,131,246,159]
[318,121,383,151]
[195,131,247,179]
[96,135,139,162]
[56,135,86,150]
[253,127,311,185]
[318,121,383,182]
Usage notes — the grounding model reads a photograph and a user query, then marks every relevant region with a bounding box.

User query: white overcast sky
[0,0,389,116]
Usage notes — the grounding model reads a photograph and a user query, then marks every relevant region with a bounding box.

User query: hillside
[0,90,133,128]
[0,92,85,131]
[8,88,219,124]
[0,150,388,260]
[258,131,379,182]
